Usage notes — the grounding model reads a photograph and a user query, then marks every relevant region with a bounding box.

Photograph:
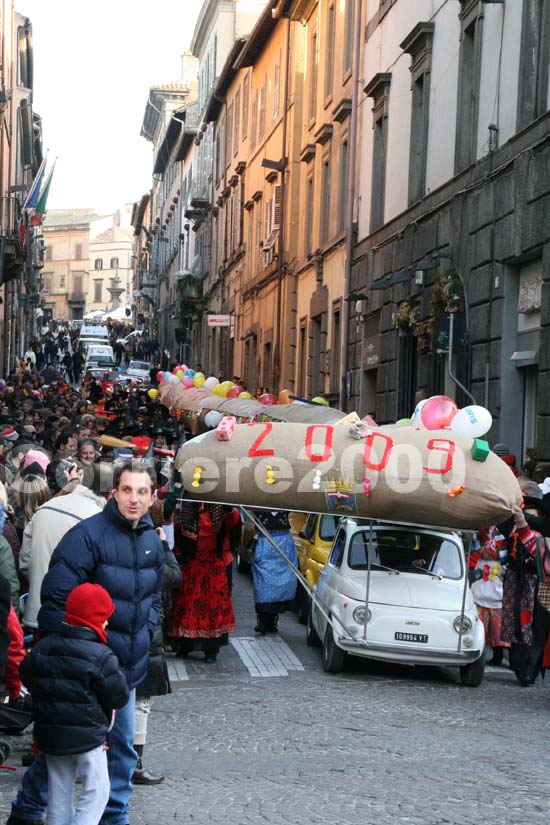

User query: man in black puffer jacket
[8,461,163,825]
[21,583,129,824]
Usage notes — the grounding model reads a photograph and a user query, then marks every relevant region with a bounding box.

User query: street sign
[207,314,231,327]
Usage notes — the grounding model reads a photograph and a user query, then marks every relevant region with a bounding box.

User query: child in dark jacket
[20,583,129,825]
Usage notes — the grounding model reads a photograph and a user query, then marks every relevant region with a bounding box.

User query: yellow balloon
[147,388,159,400]
[212,384,224,396]
[176,371,184,380]
[193,371,206,387]
[239,391,252,399]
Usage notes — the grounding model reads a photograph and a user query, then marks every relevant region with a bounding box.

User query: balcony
[67,292,85,305]
[0,196,24,285]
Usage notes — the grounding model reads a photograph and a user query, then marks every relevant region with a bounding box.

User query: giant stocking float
[175,421,521,530]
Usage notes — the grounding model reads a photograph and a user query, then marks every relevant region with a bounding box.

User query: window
[75,243,82,259]
[324,4,336,103]
[258,77,266,142]
[365,73,391,232]
[518,0,550,127]
[298,320,307,396]
[110,257,119,268]
[305,172,314,257]
[338,138,349,233]
[250,89,258,151]
[94,280,102,302]
[309,315,322,396]
[242,73,249,140]
[234,88,240,156]
[263,342,272,388]
[401,23,434,205]
[455,5,483,172]
[348,529,462,580]
[331,302,341,394]
[273,56,280,121]
[343,0,355,77]
[43,272,52,292]
[59,275,65,289]
[73,274,83,294]
[94,258,103,270]
[308,27,318,124]
[319,515,339,542]
[329,530,346,567]
[45,245,52,261]
[254,201,262,275]
[227,103,233,166]
[320,154,331,244]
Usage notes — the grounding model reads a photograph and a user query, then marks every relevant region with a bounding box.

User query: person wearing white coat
[19,484,105,629]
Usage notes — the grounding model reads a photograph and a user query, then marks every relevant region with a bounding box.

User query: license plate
[395,632,428,643]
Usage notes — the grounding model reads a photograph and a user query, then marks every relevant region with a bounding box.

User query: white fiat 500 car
[307,520,486,686]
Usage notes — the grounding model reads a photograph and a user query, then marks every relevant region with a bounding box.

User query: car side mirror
[298,530,307,539]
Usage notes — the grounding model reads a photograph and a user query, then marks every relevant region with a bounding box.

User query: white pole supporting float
[457,533,473,653]
[242,506,354,641]
[363,521,374,644]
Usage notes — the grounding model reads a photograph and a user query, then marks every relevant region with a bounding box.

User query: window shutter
[272,185,282,231]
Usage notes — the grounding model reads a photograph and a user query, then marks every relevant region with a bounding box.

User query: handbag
[535,537,550,612]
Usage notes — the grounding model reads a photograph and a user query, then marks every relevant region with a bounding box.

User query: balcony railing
[67,292,85,304]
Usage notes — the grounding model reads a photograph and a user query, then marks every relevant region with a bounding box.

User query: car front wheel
[459,652,486,687]
[322,622,345,673]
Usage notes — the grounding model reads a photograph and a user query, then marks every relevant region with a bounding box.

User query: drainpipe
[448,311,476,404]
[272,7,291,395]
[339,0,363,412]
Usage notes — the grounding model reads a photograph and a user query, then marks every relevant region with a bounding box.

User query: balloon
[204,376,219,390]
[172,367,180,375]
[217,381,234,398]
[182,376,194,388]
[163,372,172,383]
[176,370,184,380]
[395,418,412,427]
[167,374,179,385]
[410,399,427,427]
[420,395,458,430]
[186,369,195,378]
[156,371,164,383]
[450,405,493,438]
[204,410,223,429]
[227,386,244,398]
[148,388,159,399]
[180,365,188,373]
[312,396,329,406]
[193,372,206,387]
[212,384,225,397]
[259,393,277,405]
[239,391,253,399]
[278,390,291,404]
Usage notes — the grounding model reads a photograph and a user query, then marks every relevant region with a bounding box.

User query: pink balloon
[259,393,277,406]
[227,385,244,398]
[420,395,458,430]
[182,376,194,388]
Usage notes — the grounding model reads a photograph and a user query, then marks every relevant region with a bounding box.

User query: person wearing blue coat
[8,461,164,825]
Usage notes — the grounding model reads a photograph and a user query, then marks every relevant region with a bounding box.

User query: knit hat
[492,443,511,457]
[65,583,114,643]
[23,449,50,475]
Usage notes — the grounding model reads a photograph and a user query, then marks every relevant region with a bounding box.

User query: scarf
[178,501,225,542]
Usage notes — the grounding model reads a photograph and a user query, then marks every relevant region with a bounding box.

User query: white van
[85,344,115,369]
[79,324,109,341]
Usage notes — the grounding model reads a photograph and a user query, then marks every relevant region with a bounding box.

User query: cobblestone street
[2,569,549,825]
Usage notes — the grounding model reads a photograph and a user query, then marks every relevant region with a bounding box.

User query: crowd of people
[0,329,549,823]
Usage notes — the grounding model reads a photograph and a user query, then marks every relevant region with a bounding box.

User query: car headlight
[453,615,472,633]
[353,606,371,624]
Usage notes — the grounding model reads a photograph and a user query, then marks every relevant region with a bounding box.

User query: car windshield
[347,529,463,579]
[319,515,339,542]
[129,361,149,370]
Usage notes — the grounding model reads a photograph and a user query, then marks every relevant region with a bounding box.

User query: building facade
[1,6,44,370]
[88,209,134,316]
[40,210,95,321]
[351,0,550,470]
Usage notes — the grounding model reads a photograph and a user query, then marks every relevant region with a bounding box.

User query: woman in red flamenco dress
[169,502,239,663]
